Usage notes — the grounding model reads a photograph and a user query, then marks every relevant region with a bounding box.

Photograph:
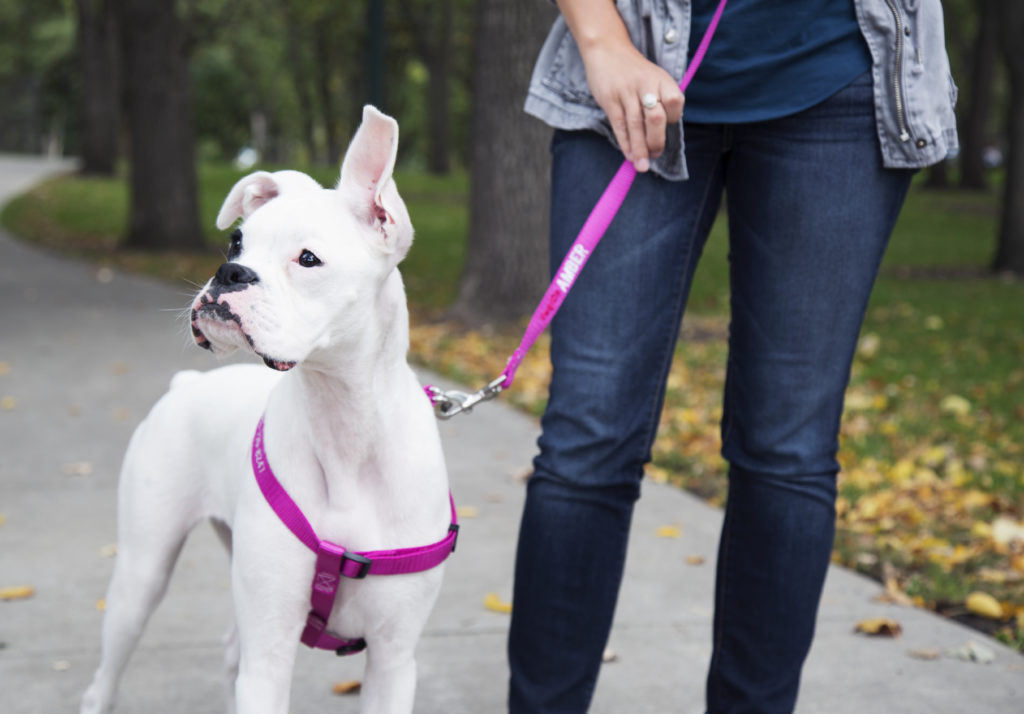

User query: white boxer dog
[81,106,452,714]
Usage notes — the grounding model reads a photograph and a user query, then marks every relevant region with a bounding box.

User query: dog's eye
[298,249,322,268]
[227,229,243,260]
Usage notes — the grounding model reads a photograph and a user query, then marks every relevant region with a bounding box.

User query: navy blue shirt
[683,0,872,123]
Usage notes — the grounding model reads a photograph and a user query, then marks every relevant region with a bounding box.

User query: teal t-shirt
[683,0,873,123]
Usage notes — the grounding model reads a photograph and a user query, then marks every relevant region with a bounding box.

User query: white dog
[81,106,453,714]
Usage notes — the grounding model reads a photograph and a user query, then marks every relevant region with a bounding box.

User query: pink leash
[251,416,459,655]
[429,0,728,418]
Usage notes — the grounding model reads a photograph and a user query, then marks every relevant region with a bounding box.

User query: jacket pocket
[540,25,600,108]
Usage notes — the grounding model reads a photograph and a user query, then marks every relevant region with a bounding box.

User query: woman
[509,1,958,712]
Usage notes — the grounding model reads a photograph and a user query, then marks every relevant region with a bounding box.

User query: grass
[3,162,1023,650]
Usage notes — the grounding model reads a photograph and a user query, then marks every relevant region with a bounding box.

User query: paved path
[0,155,1020,713]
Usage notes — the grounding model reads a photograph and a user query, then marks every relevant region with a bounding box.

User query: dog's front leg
[359,645,418,714]
[230,519,308,714]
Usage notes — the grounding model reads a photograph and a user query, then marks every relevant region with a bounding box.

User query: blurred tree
[959,0,998,190]
[449,0,557,325]
[113,0,204,250]
[74,0,120,174]
[994,0,1024,274]
[397,0,453,173]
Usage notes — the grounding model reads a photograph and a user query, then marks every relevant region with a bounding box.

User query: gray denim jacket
[525,0,959,180]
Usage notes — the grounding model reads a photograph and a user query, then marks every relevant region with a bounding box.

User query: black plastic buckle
[449,523,460,553]
[341,551,372,579]
[335,638,367,656]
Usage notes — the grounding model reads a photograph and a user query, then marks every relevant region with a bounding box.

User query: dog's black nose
[214,262,259,287]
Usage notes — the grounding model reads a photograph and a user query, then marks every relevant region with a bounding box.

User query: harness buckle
[448,523,460,553]
[341,551,372,579]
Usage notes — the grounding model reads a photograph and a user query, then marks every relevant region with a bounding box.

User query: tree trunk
[425,0,452,174]
[924,160,949,189]
[75,0,121,175]
[960,0,998,190]
[448,0,557,325]
[284,5,317,163]
[314,25,340,165]
[994,1,1024,274]
[114,0,204,251]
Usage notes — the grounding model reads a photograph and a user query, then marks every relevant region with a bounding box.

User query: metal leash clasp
[428,375,507,420]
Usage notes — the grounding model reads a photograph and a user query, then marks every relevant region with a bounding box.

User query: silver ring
[641,93,660,110]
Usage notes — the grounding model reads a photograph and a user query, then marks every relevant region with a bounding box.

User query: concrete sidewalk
[0,155,1020,713]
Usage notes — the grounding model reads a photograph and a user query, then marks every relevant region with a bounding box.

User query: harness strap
[251,416,459,655]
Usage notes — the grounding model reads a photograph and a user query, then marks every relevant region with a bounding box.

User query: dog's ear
[338,105,410,257]
[216,172,280,230]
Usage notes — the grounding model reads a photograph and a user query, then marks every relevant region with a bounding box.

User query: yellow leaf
[685,555,705,566]
[484,592,512,614]
[939,394,970,416]
[0,514,5,527]
[331,681,362,695]
[924,315,944,330]
[0,362,10,376]
[0,585,36,601]
[456,506,479,519]
[854,617,902,637]
[1,396,17,411]
[965,591,1004,620]
[656,525,682,539]
[907,648,941,660]
[96,599,106,612]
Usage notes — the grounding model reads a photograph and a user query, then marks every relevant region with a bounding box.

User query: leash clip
[429,375,506,420]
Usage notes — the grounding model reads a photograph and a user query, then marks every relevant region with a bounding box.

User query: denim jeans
[508,73,913,714]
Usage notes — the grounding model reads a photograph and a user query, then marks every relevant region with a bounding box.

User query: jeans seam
[637,167,721,462]
[708,496,734,710]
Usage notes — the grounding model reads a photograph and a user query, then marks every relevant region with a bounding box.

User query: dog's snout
[215,262,260,287]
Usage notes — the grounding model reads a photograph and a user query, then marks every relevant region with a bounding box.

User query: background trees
[0,0,1021,316]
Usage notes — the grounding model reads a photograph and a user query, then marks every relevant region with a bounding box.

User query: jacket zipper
[884,0,911,142]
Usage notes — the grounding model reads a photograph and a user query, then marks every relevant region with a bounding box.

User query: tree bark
[75,0,121,175]
[114,0,204,251]
[994,0,1024,274]
[398,0,453,174]
[314,25,340,165]
[960,0,998,190]
[448,0,557,325]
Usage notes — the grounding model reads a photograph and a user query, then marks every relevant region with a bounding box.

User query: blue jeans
[508,74,913,713]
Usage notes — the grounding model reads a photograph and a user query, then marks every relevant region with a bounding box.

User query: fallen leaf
[854,617,902,637]
[939,394,971,417]
[113,407,132,421]
[456,506,479,519]
[0,585,36,601]
[924,315,944,330]
[965,591,1004,620]
[483,592,512,614]
[62,461,94,477]
[907,648,941,661]
[601,647,618,663]
[946,641,995,664]
[110,362,131,375]
[99,543,118,558]
[52,660,71,672]
[1,396,17,411]
[331,680,362,695]
[0,362,10,376]
[685,555,706,566]
[96,599,106,612]
[656,525,682,539]
[0,514,5,527]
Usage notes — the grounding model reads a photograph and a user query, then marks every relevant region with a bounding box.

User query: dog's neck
[286,269,414,468]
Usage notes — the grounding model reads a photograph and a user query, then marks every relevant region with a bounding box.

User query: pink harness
[251,417,459,655]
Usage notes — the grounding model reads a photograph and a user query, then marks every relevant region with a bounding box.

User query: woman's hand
[557,0,684,172]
